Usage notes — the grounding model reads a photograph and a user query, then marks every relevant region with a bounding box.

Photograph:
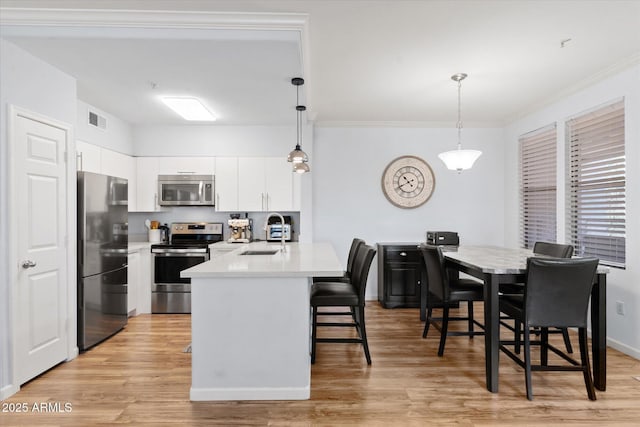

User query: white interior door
[13,111,69,385]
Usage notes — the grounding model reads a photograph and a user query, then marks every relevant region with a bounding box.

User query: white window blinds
[519,124,557,249]
[566,99,625,267]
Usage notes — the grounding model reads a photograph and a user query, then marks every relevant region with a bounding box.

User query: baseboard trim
[1,383,20,400]
[190,386,310,401]
[607,337,640,360]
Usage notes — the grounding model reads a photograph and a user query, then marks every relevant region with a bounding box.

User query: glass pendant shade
[287,144,308,163]
[293,162,310,174]
[288,77,309,173]
[438,73,482,172]
[438,148,482,172]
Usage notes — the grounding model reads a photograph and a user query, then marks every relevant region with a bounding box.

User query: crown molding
[314,120,503,129]
[505,52,640,125]
[0,7,308,30]
[0,6,313,116]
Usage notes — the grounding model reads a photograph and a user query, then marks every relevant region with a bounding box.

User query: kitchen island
[181,242,343,401]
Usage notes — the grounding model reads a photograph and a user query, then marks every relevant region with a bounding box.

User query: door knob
[22,260,37,269]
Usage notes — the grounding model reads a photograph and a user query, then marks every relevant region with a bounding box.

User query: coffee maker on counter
[228,214,252,243]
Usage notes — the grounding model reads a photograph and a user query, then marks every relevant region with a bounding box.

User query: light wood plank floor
[2,303,639,426]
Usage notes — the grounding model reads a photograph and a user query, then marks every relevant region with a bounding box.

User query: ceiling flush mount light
[161,97,217,121]
[287,77,310,173]
[438,73,482,172]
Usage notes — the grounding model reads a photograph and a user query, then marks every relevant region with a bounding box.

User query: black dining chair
[313,237,365,283]
[310,244,377,364]
[500,241,575,354]
[499,256,599,400]
[419,244,485,356]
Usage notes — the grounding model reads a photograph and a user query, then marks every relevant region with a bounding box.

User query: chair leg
[422,307,433,338]
[579,328,597,400]
[561,328,574,353]
[523,323,533,400]
[357,306,372,365]
[311,306,318,364]
[437,306,449,357]
[467,301,474,339]
[540,328,549,367]
[514,320,522,354]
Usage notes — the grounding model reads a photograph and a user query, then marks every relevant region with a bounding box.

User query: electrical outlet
[615,301,625,316]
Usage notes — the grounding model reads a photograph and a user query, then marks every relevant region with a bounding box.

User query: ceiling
[1,0,639,127]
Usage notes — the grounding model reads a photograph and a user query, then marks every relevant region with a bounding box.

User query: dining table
[426,245,609,393]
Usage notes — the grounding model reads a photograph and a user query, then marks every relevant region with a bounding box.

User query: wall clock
[381,155,435,209]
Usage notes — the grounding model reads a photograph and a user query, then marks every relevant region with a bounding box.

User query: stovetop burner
[150,222,223,253]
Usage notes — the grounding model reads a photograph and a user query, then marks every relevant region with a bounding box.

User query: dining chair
[419,244,484,356]
[310,244,377,364]
[501,241,575,354]
[313,237,365,283]
[499,256,599,400]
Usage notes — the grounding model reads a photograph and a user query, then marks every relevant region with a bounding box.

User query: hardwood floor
[3,303,639,426]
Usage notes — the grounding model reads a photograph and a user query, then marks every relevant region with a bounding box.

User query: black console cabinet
[377,243,426,320]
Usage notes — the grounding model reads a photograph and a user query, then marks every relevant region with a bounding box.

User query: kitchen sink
[239,249,280,255]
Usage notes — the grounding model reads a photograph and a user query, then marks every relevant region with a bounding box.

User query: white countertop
[182,241,344,278]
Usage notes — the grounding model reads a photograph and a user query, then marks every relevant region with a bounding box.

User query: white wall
[76,100,134,155]
[312,126,505,300]
[0,38,77,398]
[504,64,640,358]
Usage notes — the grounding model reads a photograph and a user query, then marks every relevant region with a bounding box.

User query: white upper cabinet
[134,157,162,212]
[76,141,136,211]
[264,157,294,212]
[214,157,239,211]
[157,157,215,176]
[76,140,101,173]
[238,157,294,212]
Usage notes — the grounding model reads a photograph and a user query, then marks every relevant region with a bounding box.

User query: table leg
[483,273,500,393]
[591,273,607,391]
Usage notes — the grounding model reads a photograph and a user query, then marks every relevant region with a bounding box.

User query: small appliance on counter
[228,213,253,243]
[426,231,459,246]
[267,215,293,242]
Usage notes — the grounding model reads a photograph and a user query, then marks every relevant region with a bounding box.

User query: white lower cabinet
[238,157,294,211]
[127,250,140,316]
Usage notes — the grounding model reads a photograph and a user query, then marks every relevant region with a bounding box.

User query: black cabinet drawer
[384,246,421,262]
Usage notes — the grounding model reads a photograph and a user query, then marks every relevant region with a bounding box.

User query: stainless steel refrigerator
[77,171,128,351]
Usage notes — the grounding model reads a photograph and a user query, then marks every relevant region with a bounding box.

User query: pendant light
[438,73,482,172]
[287,77,310,173]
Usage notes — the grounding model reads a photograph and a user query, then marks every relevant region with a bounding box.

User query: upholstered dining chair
[310,244,376,364]
[419,244,485,356]
[313,238,365,283]
[501,242,575,354]
[499,257,599,400]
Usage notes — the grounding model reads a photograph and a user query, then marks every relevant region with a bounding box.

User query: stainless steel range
[151,222,223,313]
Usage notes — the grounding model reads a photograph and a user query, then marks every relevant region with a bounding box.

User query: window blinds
[566,99,625,267]
[519,124,557,249]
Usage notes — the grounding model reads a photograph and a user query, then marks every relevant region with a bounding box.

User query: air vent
[88,110,107,130]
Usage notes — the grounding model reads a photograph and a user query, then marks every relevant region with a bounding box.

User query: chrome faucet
[264,212,286,251]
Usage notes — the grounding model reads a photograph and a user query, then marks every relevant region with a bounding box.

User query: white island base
[183,242,343,401]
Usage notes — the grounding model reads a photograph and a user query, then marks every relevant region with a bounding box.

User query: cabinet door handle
[261,193,265,210]
[216,193,220,208]
[177,171,196,174]
[399,252,407,256]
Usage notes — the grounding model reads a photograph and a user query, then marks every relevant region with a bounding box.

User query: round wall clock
[381,155,435,209]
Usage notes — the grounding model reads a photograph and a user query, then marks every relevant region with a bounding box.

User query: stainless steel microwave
[158,175,215,206]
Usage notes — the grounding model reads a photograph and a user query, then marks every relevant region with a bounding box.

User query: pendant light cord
[457,78,463,150]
